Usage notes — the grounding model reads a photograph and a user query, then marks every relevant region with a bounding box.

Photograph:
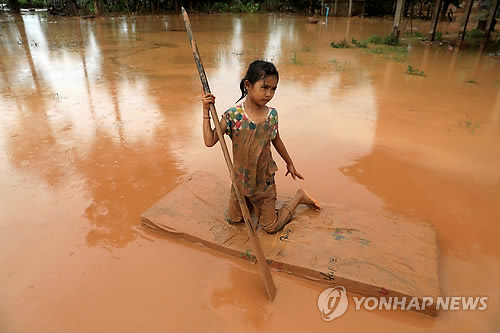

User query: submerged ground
[0,12,499,331]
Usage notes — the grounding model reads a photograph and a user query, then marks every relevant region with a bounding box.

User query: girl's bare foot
[298,189,321,211]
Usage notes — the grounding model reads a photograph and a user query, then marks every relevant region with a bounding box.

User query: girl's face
[245,75,278,107]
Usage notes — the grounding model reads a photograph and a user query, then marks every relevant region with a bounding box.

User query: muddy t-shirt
[223,104,279,196]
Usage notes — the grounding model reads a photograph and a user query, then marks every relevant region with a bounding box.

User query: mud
[0,13,499,331]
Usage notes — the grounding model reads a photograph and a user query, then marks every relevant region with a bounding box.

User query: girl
[201,60,320,233]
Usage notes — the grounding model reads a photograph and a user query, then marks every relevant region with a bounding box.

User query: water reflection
[0,14,180,248]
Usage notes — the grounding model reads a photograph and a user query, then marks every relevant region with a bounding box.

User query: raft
[141,171,440,316]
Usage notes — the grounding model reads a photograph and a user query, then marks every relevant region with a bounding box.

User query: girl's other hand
[285,163,304,180]
[201,91,216,115]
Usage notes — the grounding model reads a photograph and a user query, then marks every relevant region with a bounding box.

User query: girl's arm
[202,93,227,147]
[272,131,304,180]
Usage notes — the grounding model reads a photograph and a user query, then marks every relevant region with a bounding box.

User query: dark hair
[236,60,279,103]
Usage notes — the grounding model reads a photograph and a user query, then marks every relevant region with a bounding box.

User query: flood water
[0,12,499,331]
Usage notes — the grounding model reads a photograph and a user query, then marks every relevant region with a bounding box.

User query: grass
[434,31,443,41]
[466,28,486,39]
[406,31,426,38]
[302,46,313,52]
[466,79,478,84]
[406,65,425,76]
[328,59,337,63]
[330,34,408,63]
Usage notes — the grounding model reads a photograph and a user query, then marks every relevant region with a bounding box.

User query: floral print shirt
[223,103,279,196]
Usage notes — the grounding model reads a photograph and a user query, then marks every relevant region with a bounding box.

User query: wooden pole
[181,7,277,302]
[334,0,337,16]
[348,0,352,17]
[428,0,443,41]
[392,0,406,37]
[459,0,474,41]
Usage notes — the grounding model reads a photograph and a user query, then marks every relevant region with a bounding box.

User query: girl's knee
[261,220,281,233]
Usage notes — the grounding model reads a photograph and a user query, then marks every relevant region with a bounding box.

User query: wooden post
[334,0,337,16]
[348,0,352,17]
[428,0,443,41]
[181,7,277,302]
[459,0,474,41]
[321,0,324,16]
[392,0,406,37]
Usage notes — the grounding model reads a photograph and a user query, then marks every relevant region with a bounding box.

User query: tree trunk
[65,0,79,16]
[8,0,21,14]
[440,0,451,21]
[93,0,101,16]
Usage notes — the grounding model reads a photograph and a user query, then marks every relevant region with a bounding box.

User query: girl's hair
[236,60,279,103]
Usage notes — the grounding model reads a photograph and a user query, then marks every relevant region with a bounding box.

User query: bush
[331,39,350,48]
[466,28,486,39]
[212,2,229,12]
[352,38,368,48]
[230,0,259,13]
[366,34,382,44]
[382,34,400,46]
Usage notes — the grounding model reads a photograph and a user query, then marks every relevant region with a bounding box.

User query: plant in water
[406,65,425,76]
[435,31,443,41]
[331,39,350,48]
[382,34,400,46]
[460,117,482,135]
[466,28,486,39]
[408,31,425,38]
[466,79,478,84]
[366,34,382,44]
[328,58,337,63]
[291,51,301,65]
[352,38,368,48]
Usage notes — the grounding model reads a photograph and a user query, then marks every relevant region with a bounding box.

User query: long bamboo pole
[181,7,277,302]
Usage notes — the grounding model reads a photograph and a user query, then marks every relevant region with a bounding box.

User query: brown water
[0,13,499,332]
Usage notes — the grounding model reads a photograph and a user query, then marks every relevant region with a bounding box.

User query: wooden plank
[141,171,440,316]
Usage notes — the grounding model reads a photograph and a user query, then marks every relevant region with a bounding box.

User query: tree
[8,0,20,14]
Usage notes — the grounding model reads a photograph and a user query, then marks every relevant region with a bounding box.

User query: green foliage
[18,0,46,8]
[230,0,259,13]
[366,34,400,46]
[435,31,442,41]
[382,34,400,46]
[211,2,229,12]
[330,39,350,48]
[406,65,425,76]
[466,79,478,84]
[466,28,486,39]
[366,34,382,44]
[351,38,367,48]
[405,31,425,38]
[365,0,394,16]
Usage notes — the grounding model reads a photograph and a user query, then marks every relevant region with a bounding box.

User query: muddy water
[0,13,499,331]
